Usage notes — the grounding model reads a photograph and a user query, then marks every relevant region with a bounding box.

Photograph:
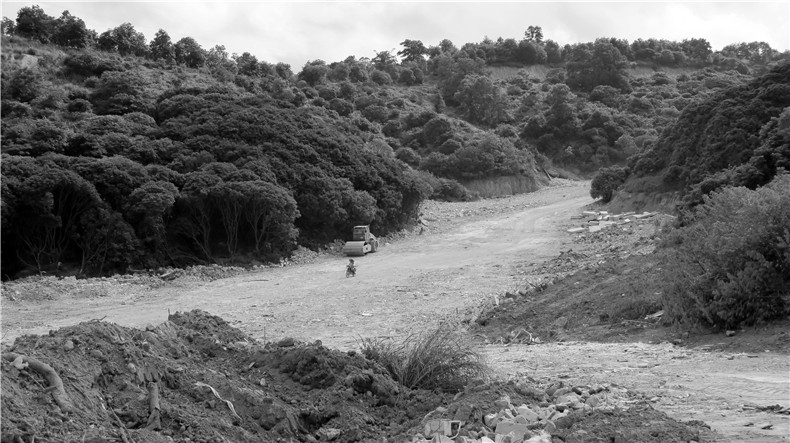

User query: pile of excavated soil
[1,310,707,443]
[1,310,448,443]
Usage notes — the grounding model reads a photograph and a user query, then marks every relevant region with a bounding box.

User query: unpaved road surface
[2,180,788,442]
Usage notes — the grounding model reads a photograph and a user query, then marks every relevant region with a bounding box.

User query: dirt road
[2,180,788,442]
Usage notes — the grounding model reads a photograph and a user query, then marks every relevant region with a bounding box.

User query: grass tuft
[359,322,488,393]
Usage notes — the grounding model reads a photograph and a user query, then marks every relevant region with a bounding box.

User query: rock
[493,395,512,410]
[554,415,574,429]
[483,413,499,428]
[315,427,341,441]
[424,420,459,438]
[453,403,473,422]
[63,340,74,351]
[555,393,579,405]
[277,337,296,347]
[515,384,547,401]
[516,405,539,423]
[145,323,156,332]
[552,387,571,398]
[585,395,600,408]
[494,422,529,439]
[543,420,557,435]
[545,383,563,397]
[726,330,736,337]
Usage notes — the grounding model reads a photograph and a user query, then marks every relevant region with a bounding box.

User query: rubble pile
[566,210,659,234]
[409,380,700,443]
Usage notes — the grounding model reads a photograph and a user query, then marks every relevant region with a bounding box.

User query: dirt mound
[0,310,448,443]
[2,309,712,443]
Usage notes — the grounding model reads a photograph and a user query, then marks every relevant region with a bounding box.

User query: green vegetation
[628,63,790,199]
[2,5,789,279]
[590,166,628,202]
[660,175,790,328]
[359,322,488,392]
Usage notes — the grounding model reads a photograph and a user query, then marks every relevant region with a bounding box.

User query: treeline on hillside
[4,7,787,77]
[1,87,431,279]
[4,6,788,179]
[613,62,790,207]
[588,63,790,329]
[3,5,789,280]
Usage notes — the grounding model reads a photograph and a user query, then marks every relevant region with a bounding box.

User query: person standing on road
[346,259,356,277]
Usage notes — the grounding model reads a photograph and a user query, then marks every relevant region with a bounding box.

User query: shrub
[590,166,628,202]
[328,98,353,117]
[431,178,472,202]
[395,147,420,167]
[370,70,392,86]
[661,174,790,328]
[359,322,487,392]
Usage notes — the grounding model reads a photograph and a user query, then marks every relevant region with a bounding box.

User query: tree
[234,52,259,76]
[240,181,299,255]
[372,49,397,70]
[590,166,627,202]
[544,39,562,63]
[174,37,206,68]
[206,45,236,72]
[174,171,221,260]
[566,41,630,92]
[14,5,54,43]
[275,62,293,80]
[298,60,329,86]
[398,39,427,63]
[13,166,104,271]
[516,40,547,64]
[453,74,508,126]
[2,16,16,36]
[98,23,147,57]
[149,29,175,62]
[52,11,93,48]
[434,52,487,104]
[524,26,543,43]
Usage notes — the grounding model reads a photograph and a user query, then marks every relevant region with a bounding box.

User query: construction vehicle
[342,225,379,256]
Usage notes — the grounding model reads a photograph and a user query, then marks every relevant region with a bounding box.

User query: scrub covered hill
[618,61,790,210]
[2,5,788,280]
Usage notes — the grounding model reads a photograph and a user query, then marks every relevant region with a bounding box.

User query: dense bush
[590,166,627,202]
[661,174,790,328]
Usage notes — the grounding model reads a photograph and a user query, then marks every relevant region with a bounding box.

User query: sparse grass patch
[359,322,488,392]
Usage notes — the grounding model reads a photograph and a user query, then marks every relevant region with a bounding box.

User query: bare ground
[2,179,788,442]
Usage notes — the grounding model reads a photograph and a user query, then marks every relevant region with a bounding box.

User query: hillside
[609,62,790,212]
[2,6,789,279]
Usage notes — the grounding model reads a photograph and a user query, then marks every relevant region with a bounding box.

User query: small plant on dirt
[359,322,488,392]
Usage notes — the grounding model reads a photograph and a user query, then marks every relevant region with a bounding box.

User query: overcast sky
[2,1,788,69]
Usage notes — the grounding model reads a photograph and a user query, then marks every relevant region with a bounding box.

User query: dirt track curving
[2,179,788,442]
